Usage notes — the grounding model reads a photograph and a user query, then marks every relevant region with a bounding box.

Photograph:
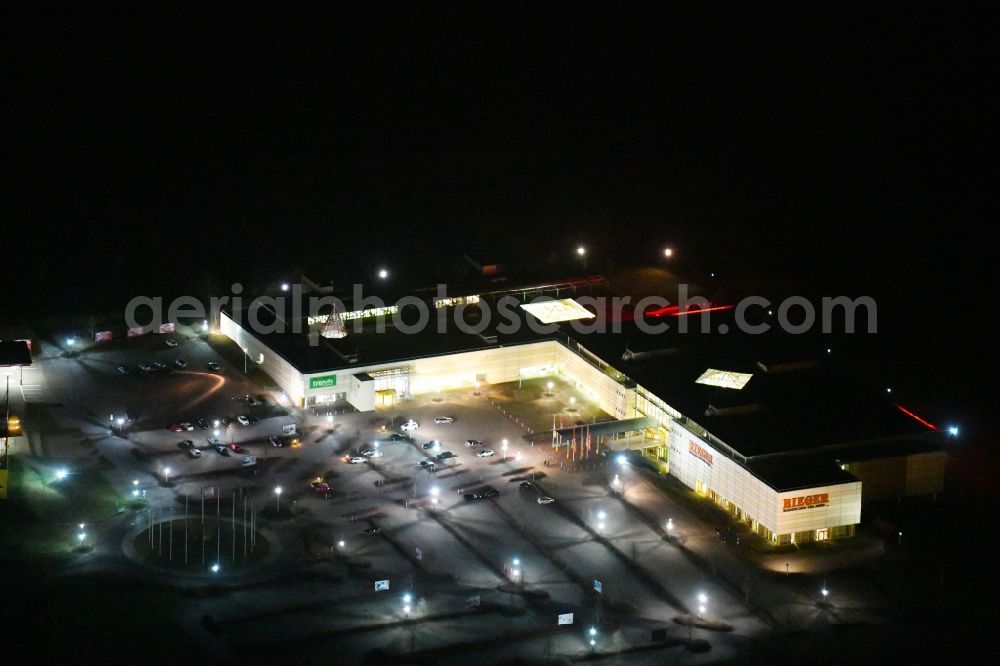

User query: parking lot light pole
[274,486,283,513]
[502,439,508,460]
[163,466,172,486]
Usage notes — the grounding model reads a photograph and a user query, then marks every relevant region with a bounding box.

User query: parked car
[364,525,381,535]
[214,445,230,456]
[537,495,555,504]
[152,361,166,370]
[206,361,220,371]
[237,415,250,426]
[463,488,499,501]
[227,443,246,454]
[221,417,233,426]
[400,420,419,432]
[362,449,383,458]
[346,456,368,464]
[178,440,195,449]
[384,433,409,442]
[196,418,209,430]
[269,435,285,447]
[476,449,495,458]
[188,448,202,458]
[434,416,454,424]
[174,358,187,369]
[168,423,184,432]
[138,363,153,373]
[165,338,178,347]
[422,440,441,450]
[418,459,436,470]
[178,422,194,431]
[465,439,481,448]
[435,451,456,461]
[312,482,332,494]
[116,364,128,374]
[519,481,533,490]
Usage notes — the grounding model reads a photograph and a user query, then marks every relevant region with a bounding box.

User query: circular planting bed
[132,517,270,574]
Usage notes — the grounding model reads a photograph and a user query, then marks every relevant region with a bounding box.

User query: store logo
[309,374,338,389]
[688,440,713,466]
[782,493,829,512]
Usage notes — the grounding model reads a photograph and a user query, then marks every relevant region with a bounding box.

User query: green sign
[309,374,338,390]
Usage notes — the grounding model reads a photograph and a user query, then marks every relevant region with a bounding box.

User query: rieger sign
[782,493,830,512]
[688,440,714,467]
[309,374,338,390]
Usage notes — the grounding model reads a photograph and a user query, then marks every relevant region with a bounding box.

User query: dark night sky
[4,4,996,435]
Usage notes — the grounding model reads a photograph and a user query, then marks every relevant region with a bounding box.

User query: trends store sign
[309,374,338,390]
[782,493,830,512]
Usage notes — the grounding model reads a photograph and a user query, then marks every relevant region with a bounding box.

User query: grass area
[0,456,128,559]
[7,455,122,523]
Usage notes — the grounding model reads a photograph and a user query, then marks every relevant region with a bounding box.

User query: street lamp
[281,282,289,292]
[430,486,439,507]
[502,439,508,459]
[163,466,172,485]
[275,486,283,513]
[546,381,554,396]
[666,518,674,539]
[132,479,139,497]
[211,563,220,573]
[948,425,960,437]
[597,509,606,531]
[378,268,389,280]
[402,593,412,615]
[589,626,597,652]
[663,247,673,258]
[327,414,334,431]
[55,468,68,481]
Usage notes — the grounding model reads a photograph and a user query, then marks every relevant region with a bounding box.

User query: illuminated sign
[688,440,713,466]
[127,327,145,338]
[159,323,175,334]
[695,369,753,390]
[520,299,594,324]
[309,374,338,389]
[782,493,830,512]
[434,295,480,308]
[95,331,112,342]
[307,306,399,326]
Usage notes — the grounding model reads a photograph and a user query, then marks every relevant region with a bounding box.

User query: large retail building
[220,285,946,546]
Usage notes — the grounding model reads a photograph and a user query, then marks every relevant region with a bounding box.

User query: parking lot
[7,331,897,663]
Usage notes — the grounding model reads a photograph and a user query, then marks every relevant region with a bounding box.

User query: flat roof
[745,457,858,492]
[0,340,31,366]
[225,303,553,375]
[555,312,929,458]
[231,297,931,462]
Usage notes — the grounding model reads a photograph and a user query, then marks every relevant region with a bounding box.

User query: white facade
[668,420,861,541]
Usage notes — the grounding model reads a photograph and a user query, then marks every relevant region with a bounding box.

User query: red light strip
[895,404,938,431]
[670,305,734,316]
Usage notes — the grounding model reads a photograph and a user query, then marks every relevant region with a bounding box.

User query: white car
[165,338,178,347]
[434,416,454,424]
[237,415,250,426]
[400,420,419,432]
[179,422,194,431]
[347,456,368,464]
[476,449,495,458]
[537,495,555,504]
[188,448,202,458]
[362,449,383,458]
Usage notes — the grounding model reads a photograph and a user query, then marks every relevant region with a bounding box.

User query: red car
[312,483,332,495]
[227,442,246,454]
[168,423,184,432]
